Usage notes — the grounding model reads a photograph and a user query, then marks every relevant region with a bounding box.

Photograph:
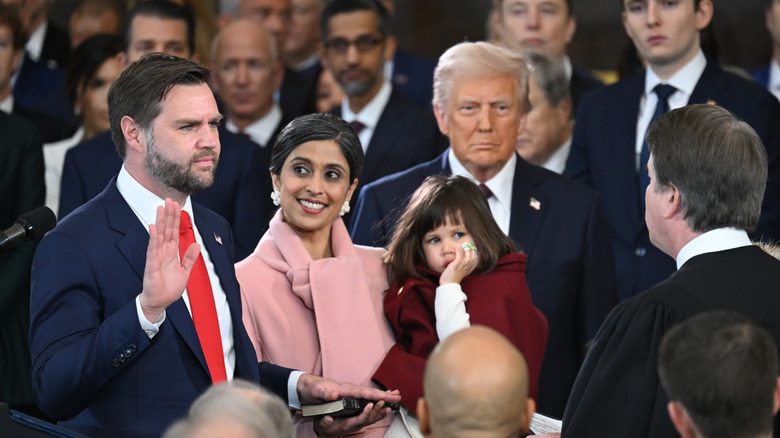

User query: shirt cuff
[288,370,305,409]
[434,283,470,340]
[136,295,165,339]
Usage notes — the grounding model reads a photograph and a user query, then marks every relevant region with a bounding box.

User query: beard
[144,131,219,195]
[338,68,380,97]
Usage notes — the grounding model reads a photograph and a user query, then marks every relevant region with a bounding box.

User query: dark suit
[350,150,618,417]
[562,244,780,437]
[29,180,291,438]
[391,49,435,109]
[570,66,603,117]
[38,22,71,70]
[279,66,318,118]
[0,113,44,409]
[12,54,76,134]
[332,87,447,210]
[565,60,780,301]
[753,65,770,89]
[58,127,269,261]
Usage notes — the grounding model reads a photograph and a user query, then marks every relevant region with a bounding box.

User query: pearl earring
[271,189,281,206]
[339,201,350,216]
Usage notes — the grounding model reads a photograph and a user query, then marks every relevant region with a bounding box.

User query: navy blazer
[391,49,435,109]
[30,180,291,438]
[565,60,780,301]
[570,66,603,117]
[349,150,618,418]
[752,65,770,89]
[58,126,269,261]
[332,87,447,210]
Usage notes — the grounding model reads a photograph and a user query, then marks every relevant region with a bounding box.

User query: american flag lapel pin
[529,197,541,211]
[213,233,223,245]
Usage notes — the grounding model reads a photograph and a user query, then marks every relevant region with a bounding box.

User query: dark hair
[320,0,392,40]
[0,3,28,51]
[65,34,123,108]
[646,104,767,233]
[73,0,127,25]
[658,311,778,438]
[108,53,210,158]
[270,113,364,182]
[124,0,195,55]
[386,175,517,282]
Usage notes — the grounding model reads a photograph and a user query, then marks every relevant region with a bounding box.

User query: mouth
[647,35,666,45]
[298,198,327,213]
[521,37,545,47]
[192,151,217,168]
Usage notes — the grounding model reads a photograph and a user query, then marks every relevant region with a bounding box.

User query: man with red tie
[29,53,399,438]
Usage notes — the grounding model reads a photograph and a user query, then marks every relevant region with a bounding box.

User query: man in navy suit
[753,0,780,101]
[494,0,603,116]
[565,0,780,302]
[30,54,399,438]
[349,41,617,419]
[59,1,269,261]
[319,0,447,217]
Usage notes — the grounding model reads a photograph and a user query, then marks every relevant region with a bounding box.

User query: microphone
[0,206,57,253]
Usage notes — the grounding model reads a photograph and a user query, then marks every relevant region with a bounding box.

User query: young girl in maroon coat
[372,175,548,415]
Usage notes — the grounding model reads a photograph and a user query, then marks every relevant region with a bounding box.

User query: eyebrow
[288,156,348,172]
[172,114,224,125]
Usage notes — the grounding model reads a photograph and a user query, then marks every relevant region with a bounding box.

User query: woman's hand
[439,243,479,285]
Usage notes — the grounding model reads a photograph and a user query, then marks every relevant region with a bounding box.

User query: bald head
[211,19,282,130]
[419,326,534,438]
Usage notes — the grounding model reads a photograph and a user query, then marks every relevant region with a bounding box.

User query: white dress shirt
[448,149,516,235]
[675,227,752,270]
[341,80,392,153]
[768,58,780,102]
[225,103,282,147]
[44,126,84,216]
[635,50,707,170]
[540,135,572,175]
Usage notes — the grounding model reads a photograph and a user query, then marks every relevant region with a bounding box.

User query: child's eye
[454,232,466,239]
[425,237,440,244]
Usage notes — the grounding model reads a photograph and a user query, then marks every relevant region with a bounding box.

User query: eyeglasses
[323,35,385,54]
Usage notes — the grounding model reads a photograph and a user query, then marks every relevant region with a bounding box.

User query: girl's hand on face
[439,243,479,285]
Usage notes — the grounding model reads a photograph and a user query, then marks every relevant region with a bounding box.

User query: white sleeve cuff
[288,370,305,409]
[136,295,165,339]
[434,283,470,340]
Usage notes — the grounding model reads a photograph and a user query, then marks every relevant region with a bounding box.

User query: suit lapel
[105,181,149,282]
[508,157,546,255]
[615,76,646,231]
[688,61,726,105]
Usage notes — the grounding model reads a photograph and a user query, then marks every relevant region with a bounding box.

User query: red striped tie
[179,211,227,383]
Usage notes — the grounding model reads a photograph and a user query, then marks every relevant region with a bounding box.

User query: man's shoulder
[68,131,115,157]
[518,159,602,204]
[362,154,443,194]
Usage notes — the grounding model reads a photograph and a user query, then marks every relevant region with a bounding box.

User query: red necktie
[479,183,494,199]
[179,211,227,383]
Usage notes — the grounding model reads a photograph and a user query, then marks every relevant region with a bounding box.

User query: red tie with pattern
[179,211,227,383]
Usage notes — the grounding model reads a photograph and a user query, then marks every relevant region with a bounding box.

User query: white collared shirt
[25,20,47,62]
[769,58,780,102]
[341,80,392,154]
[116,166,236,380]
[635,50,707,170]
[225,103,282,147]
[0,94,13,113]
[675,227,752,270]
[540,135,572,175]
[44,127,85,216]
[448,149,516,235]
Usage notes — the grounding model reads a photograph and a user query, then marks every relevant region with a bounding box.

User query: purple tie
[479,183,494,199]
[350,120,366,134]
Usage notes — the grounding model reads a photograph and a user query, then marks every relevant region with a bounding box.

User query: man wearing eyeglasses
[319,0,447,222]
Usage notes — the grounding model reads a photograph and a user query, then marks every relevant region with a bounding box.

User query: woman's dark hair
[65,34,123,108]
[270,113,364,182]
[385,175,516,282]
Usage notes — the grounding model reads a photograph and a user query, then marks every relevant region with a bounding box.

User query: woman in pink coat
[236,113,397,437]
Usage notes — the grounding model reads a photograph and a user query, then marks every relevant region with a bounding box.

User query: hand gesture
[297,374,401,436]
[139,198,200,321]
[439,243,479,285]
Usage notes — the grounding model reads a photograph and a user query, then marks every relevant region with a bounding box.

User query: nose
[477,106,494,132]
[527,7,540,29]
[236,63,249,85]
[200,124,219,150]
[646,1,660,26]
[345,42,361,64]
[307,175,324,194]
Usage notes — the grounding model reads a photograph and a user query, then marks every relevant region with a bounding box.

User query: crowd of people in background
[2,0,780,437]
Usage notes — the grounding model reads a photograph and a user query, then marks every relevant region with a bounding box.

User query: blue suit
[29,180,291,438]
[391,50,435,109]
[58,127,269,261]
[565,61,780,301]
[752,65,770,88]
[349,150,618,418]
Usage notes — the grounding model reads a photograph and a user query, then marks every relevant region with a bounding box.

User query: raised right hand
[439,243,479,285]
[139,198,200,321]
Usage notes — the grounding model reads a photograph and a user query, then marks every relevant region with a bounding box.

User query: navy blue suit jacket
[332,88,447,210]
[29,180,291,438]
[391,49,435,109]
[565,61,780,301]
[58,127,269,261]
[350,150,618,417]
[570,66,603,117]
[753,65,770,88]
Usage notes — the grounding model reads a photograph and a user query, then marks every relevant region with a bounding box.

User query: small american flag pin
[213,233,223,245]
[529,197,541,210]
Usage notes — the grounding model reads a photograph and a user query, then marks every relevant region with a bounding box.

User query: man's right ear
[521,398,536,435]
[667,401,697,438]
[417,398,431,436]
[121,116,143,154]
[772,377,780,415]
[433,104,449,137]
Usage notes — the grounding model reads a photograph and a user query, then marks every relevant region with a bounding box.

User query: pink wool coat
[236,210,395,437]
